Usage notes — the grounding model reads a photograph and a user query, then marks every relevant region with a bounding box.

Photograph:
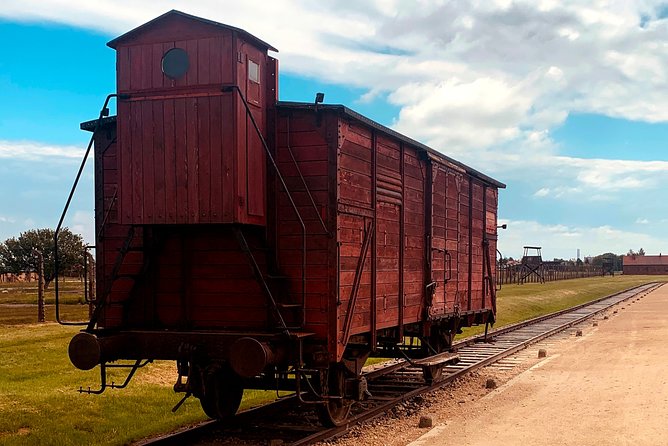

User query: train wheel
[199,365,244,420]
[199,394,218,420]
[316,367,352,427]
[318,398,351,427]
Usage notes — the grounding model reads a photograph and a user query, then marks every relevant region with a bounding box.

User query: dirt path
[409,284,668,446]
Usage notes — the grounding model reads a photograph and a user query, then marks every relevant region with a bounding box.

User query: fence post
[86,251,95,319]
[33,249,45,323]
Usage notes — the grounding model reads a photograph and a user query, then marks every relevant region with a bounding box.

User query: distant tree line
[0,228,86,289]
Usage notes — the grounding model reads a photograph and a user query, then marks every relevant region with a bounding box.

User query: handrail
[341,221,373,346]
[234,226,290,335]
[54,94,116,326]
[96,186,118,241]
[86,226,135,331]
[496,249,503,291]
[286,116,330,236]
[223,85,309,328]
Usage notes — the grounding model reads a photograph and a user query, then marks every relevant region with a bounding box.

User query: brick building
[622,255,668,275]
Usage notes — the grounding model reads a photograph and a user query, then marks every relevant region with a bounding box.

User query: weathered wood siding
[113,14,272,226]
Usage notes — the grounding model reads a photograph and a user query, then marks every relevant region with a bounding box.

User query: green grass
[0,323,206,445]
[0,276,666,444]
[0,321,288,445]
[0,305,90,325]
[0,278,85,305]
[458,274,668,339]
[0,282,284,445]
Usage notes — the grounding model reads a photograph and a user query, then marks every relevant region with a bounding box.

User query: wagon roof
[107,9,278,52]
[276,102,505,189]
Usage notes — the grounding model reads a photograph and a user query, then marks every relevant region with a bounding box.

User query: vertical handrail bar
[54,94,116,326]
[224,85,308,327]
[285,116,330,236]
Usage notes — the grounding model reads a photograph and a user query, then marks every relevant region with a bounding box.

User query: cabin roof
[107,9,278,52]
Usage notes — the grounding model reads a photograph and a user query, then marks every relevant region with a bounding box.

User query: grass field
[0,278,85,305]
[0,275,666,444]
[459,274,668,338]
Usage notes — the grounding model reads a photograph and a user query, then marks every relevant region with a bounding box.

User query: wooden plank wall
[337,121,374,341]
[145,228,268,329]
[116,32,267,226]
[118,95,236,225]
[430,164,466,316]
[470,181,485,310]
[336,121,426,345]
[485,186,499,303]
[402,147,426,323]
[117,35,236,226]
[93,128,139,328]
[375,136,402,329]
[457,177,471,311]
[445,169,462,313]
[95,126,269,330]
[275,111,333,339]
[117,36,233,93]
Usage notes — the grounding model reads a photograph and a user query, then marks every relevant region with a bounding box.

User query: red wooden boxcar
[66,10,505,426]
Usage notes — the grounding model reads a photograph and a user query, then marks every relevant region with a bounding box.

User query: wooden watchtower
[519,246,544,284]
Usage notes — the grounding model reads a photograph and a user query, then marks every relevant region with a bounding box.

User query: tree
[0,228,86,289]
[592,253,623,271]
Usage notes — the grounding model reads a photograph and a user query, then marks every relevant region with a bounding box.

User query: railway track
[137,282,662,446]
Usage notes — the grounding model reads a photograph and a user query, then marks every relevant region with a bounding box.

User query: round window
[161,48,189,79]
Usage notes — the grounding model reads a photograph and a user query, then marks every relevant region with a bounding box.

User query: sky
[0,0,667,261]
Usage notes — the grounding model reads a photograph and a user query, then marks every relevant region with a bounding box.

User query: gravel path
[323,285,666,446]
[407,283,667,446]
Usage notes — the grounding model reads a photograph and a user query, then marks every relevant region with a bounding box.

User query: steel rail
[291,282,662,445]
[136,282,662,446]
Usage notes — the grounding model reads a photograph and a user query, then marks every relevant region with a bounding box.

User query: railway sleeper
[413,352,460,384]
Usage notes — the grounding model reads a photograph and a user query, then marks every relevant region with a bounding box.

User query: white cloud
[2,0,668,251]
[0,216,16,223]
[3,1,668,153]
[69,210,94,244]
[492,154,668,200]
[635,218,649,224]
[0,140,84,161]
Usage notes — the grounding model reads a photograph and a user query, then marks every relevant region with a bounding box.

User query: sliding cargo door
[375,136,402,330]
[428,163,462,317]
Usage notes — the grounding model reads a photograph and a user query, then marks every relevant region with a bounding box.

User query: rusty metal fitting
[68,332,103,370]
[229,337,281,378]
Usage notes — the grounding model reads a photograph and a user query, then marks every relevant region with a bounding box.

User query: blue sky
[1,2,667,261]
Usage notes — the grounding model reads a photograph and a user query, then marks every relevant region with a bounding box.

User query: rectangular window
[248,60,260,83]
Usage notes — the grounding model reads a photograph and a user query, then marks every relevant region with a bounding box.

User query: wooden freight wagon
[63,10,505,427]
[272,103,504,362]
